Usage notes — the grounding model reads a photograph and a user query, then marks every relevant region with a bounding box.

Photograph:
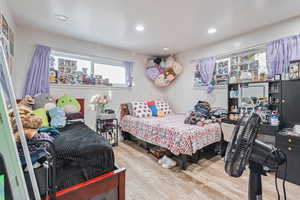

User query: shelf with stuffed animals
[145,55,183,87]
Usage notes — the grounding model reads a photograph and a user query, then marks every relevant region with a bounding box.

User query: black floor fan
[224,113,286,200]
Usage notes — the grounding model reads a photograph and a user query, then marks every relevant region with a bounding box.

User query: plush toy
[154,57,162,65]
[156,64,165,74]
[154,74,168,87]
[172,62,183,75]
[33,93,56,111]
[146,59,155,68]
[18,95,35,111]
[57,95,81,114]
[146,67,160,80]
[164,68,176,82]
[9,106,43,142]
[166,56,175,67]
[160,60,167,69]
[48,107,66,128]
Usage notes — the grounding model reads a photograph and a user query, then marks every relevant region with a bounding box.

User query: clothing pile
[184,101,228,126]
[184,101,211,125]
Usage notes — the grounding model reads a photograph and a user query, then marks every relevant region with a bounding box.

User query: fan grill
[225,114,261,177]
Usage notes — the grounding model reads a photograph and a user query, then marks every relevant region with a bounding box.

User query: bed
[120,103,223,170]
[18,98,125,200]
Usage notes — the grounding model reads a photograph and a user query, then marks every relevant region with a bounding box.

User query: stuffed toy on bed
[9,105,43,142]
[48,107,66,128]
[32,93,57,111]
[57,95,81,114]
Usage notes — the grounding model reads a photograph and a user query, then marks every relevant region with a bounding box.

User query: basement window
[49,51,131,87]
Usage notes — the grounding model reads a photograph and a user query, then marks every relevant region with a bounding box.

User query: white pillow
[156,101,172,114]
[131,101,152,118]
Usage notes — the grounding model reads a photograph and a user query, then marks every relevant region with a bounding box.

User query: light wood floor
[114,141,300,200]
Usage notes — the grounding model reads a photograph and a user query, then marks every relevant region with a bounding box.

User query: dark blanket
[54,122,115,190]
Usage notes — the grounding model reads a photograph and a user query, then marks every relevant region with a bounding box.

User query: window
[94,63,126,85]
[49,51,131,87]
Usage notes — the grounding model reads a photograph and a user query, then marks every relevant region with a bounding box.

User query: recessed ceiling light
[56,14,68,22]
[208,28,217,34]
[163,47,169,51]
[135,25,145,32]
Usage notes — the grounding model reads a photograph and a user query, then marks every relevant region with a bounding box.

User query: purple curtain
[267,34,300,78]
[266,38,290,78]
[123,61,134,87]
[23,45,51,97]
[197,56,216,93]
[289,34,300,61]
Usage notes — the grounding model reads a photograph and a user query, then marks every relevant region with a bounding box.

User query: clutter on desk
[279,125,300,137]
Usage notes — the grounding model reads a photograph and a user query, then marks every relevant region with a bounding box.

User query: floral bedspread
[120,114,221,155]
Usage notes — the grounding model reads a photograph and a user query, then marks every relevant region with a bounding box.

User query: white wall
[14,26,164,129]
[166,16,300,113]
[0,0,16,31]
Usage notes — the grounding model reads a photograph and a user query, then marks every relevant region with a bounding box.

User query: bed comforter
[120,114,221,155]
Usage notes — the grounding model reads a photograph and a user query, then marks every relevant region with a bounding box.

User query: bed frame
[120,103,225,170]
[17,98,126,200]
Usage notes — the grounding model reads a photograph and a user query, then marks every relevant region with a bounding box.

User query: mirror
[239,82,269,114]
[240,82,268,100]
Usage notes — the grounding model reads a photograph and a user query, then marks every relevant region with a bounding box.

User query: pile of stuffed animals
[146,56,183,87]
[9,93,82,142]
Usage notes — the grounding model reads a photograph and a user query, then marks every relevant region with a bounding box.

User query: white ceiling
[8,0,300,55]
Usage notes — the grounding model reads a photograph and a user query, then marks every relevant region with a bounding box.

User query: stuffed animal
[9,106,43,142]
[154,74,168,87]
[172,62,183,75]
[57,95,81,114]
[33,93,56,111]
[18,95,35,111]
[160,60,167,69]
[146,67,160,80]
[48,107,66,128]
[164,68,176,82]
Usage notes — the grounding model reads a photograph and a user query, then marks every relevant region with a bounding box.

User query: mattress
[120,114,221,155]
[54,122,115,191]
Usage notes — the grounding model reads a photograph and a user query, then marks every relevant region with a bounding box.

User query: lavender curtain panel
[23,45,51,97]
[123,61,134,87]
[266,38,290,78]
[289,34,300,61]
[267,34,300,78]
[197,56,216,93]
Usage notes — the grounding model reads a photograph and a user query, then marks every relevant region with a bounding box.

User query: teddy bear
[18,95,35,111]
[164,68,177,82]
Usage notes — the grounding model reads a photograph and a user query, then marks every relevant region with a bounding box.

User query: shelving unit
[96,118,119,146]
[268,80,282,114]
[227,83,240,121]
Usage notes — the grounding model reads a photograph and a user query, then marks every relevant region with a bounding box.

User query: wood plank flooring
[114,141,300,200]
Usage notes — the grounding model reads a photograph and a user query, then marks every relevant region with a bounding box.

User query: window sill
[50,84,130,89]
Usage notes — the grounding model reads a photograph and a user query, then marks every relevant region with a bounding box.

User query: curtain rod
[191,42,267,63]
